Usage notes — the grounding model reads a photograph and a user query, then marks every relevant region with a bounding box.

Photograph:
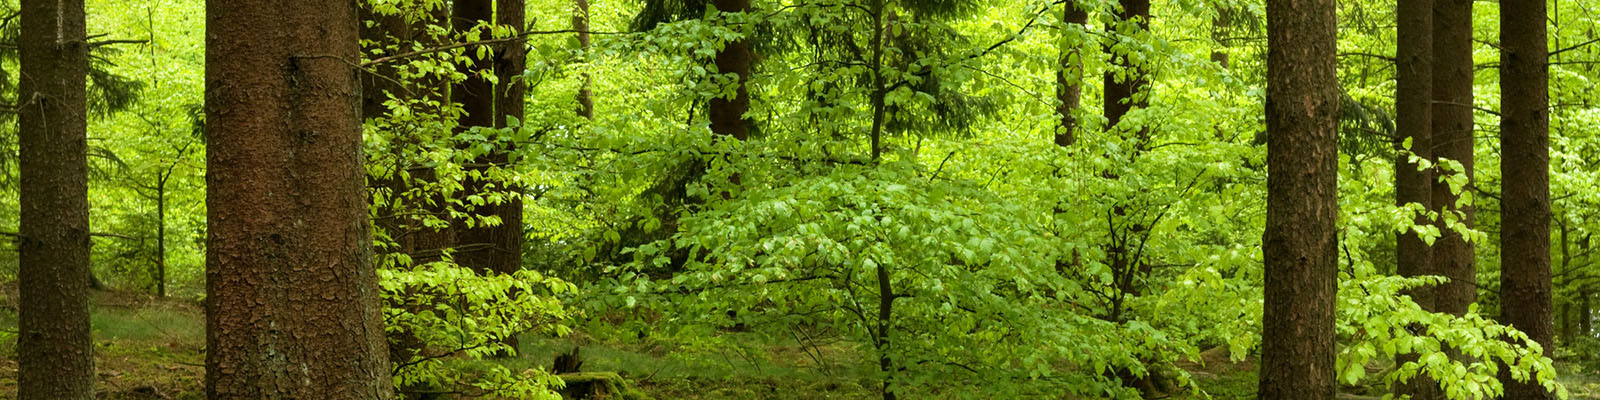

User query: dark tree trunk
[204,0,394,397]
[709,0,751,140]
[1498,0,1553,398]
[1395,0,1434,304]
[451,0,503,277]
[574,0,594,119]
[487,0,529,354]
[1430,0,1474,318]
[1395,1,1437,397]
[1103,0,1149,146]
[1054,2,1087,147]
[1258,0,1340,398]
[1581,291,1592,337]
[16,0,94,397]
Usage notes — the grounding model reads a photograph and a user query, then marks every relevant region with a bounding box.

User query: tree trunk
[1103,0,1149,147]
[488,0,529,355]
[1430,0,1474,319]
[1258,0,1340,398]
[1581,291,1592,338]
[1395,1,1437,397]
[709,0,751,140]
[16,0,94,397]
[156,174,167,298]
[1498,0,1553,398]
[451,0,504,278]
[204,0,394,397]
[574,0,594,119]
[1054,2,1087,147]
[1395,0,1433,304]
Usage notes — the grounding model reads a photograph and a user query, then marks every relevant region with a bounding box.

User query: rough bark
[488,0,530,354]
[1395,1,1437,396]
[1258,0,1340,398]
[16,0,94,397]
[1054,2,1087,147]
[1430,0,1474,318]
[574,0,594,119]
[204,0,394,397]
[1103,0,1149,146]
[709,0,751,140]
[1395,0,1434,305]
[1498,0,1554,398]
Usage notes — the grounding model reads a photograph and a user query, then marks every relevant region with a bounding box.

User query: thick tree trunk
[1499,0,1554,398]
[574,0,594,119]
[487,0,530,354]
[1054,2,1087,147]
[16,0,94,397]
[204,0,394,397]
[1102,0,1149,146]
[709,0,751,140]
[1430,0,1474,318]
[1258,0,1340,399]
[1395,1,1437,397]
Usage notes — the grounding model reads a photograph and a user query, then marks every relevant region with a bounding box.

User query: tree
[1103,0,1148,145]
[203,0,393,397]
[1394,0,1437,397]
[16,0,94,397]
[1499,0,1554,398]
[709,0,752,140]
[1054,1,1087,147]
[574,0,593,119]
[1395,0,1433,305]
[1258,0,1339,398]
[1429,0,1474,320]
[451,0,520,283]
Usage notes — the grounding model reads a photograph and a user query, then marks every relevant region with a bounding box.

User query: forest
[0,0,1597,399]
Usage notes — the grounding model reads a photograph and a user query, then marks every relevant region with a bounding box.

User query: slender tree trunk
[488,0,529,355]
[1258,0,1340,398]
[1499,0,1554,398]
[1054,2,1087,147]
[574,0,593,119]
[1103,0,1149,147]
[1395,1,1437,397]
[1430,0,1475,318]
[156,174,167,298]
[1210,9,1230,68]
[16,0,93,397]
[1395,0,1434,302]
[709,0,751,140]
[1581,291,1592,337]
[451,0,501,276]
[204,0,393,397]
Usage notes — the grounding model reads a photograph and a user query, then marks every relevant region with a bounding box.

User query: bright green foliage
[382,264,575,399]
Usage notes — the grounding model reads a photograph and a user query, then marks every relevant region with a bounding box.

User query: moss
[558,371,651,400]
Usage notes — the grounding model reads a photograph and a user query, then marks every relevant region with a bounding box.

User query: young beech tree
[1258,0,1339,398]
[1499,0,1555,398]
[16,0,94,398]
[204,0,393,397]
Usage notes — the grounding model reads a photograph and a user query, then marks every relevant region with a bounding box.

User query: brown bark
[1395,0,1434,304]
[16,0,94,397]
[709,0,751,140]
[1581,291,1592,337]
[1103,0,1149,146]
[1054,2,1087,147]
[1258,0,1340,398]
[574,0,594,119]
[1430,0,1474,318]
[488,0,529,354]
[1395,1,1438,396]
[1498,0,1554,398]
[203,0,393,397]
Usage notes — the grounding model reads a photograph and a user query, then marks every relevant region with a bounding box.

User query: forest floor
[0,291,1595,399]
